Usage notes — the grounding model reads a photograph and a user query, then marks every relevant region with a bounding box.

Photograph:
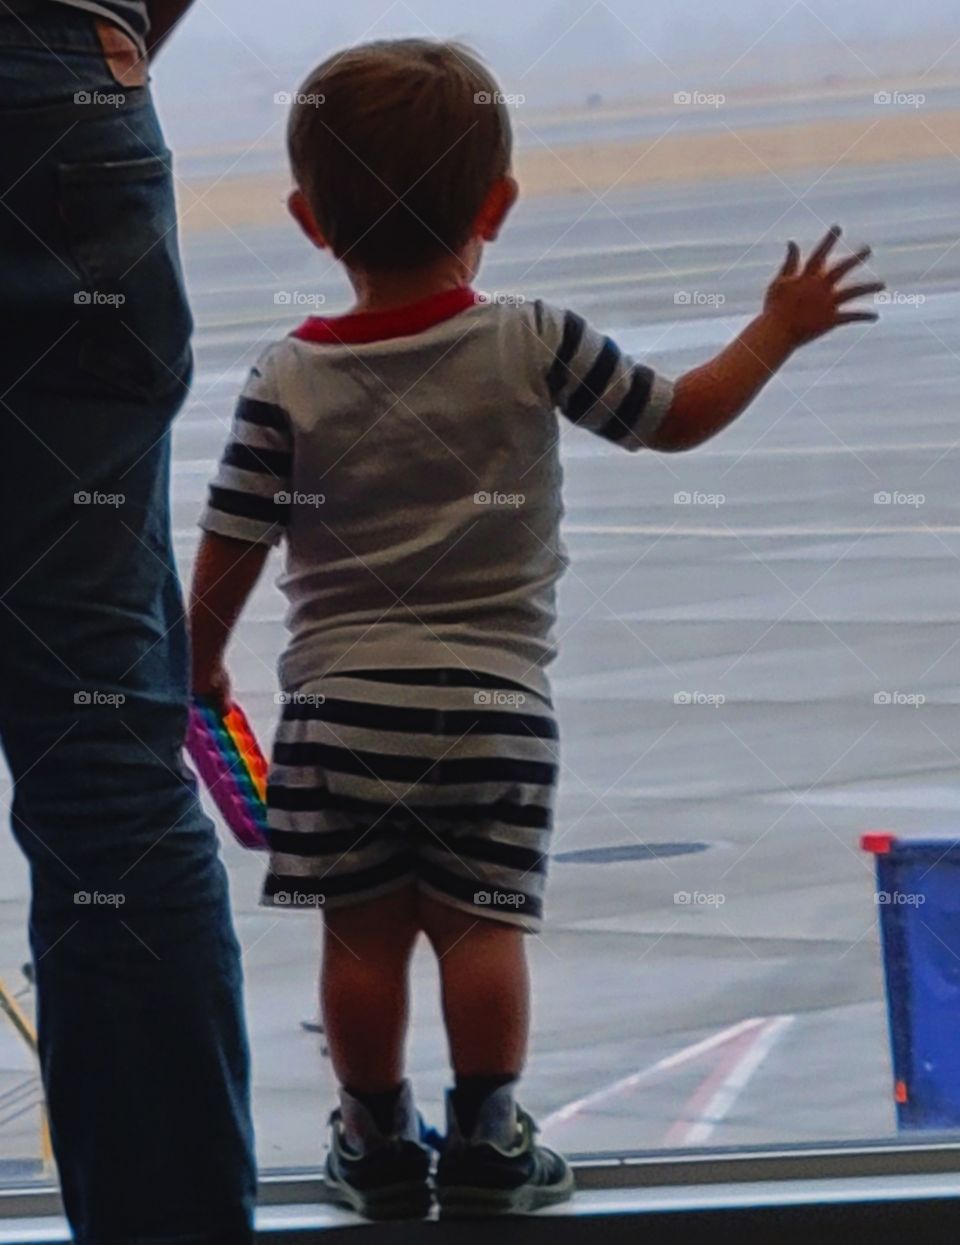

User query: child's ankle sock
[452,1073,517,1137]
[345,1083,405,1136]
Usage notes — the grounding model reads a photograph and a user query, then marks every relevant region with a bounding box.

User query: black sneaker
[324,1081,433,1220]
[436,1085,574,1217]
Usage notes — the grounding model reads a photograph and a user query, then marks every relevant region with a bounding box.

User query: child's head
[286,39,517,278]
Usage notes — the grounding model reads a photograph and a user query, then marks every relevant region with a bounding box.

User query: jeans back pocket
[58,150,193,403]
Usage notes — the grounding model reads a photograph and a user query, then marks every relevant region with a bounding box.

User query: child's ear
[476,175,519,243]
[287,189,329,251]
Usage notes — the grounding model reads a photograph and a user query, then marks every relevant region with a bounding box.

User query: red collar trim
[291,286,481,345]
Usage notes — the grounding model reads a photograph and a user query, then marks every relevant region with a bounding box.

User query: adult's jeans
[0,8,256,1242]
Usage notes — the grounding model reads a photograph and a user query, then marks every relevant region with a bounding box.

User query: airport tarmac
[4,152,960,1172]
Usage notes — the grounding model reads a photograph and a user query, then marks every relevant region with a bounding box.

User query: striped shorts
[261,670,559,931]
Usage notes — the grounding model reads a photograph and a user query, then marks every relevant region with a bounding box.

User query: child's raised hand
[763,225,884,347]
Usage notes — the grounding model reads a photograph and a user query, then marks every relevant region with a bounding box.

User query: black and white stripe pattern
[199,303,674,699]
[201,361,292,547]
[262,670,559,931]
[534,299,674,450]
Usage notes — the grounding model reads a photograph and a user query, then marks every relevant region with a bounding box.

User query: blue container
[862,832,960,1129]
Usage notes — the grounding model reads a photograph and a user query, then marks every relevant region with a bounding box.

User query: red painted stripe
[661,1023,762,1147]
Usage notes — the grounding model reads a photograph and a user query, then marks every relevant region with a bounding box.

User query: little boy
[189,38,882,1220]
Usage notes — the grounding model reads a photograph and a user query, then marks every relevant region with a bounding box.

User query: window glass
[2,0,957,1181]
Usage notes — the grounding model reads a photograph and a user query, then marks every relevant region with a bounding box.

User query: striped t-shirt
[200,287,674,701]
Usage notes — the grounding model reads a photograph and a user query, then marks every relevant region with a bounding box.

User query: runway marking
[565,523,960,537]
[188,242,960,312]
[662,1014,795,1146]
[172,520,960,549]
[174,439,960,470]
[542,1015,785,1132]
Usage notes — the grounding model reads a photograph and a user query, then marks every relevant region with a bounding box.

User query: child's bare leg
[321,883,433,1218]
[419,892,529,1078]
[422,894,573,1212]
[321,883,420,1093]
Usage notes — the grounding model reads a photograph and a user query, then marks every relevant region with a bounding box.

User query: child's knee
[323,884,421,956]
[419,892,522,955]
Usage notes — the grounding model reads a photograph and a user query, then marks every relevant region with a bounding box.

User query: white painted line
[668,1014,795,1146]
[541,1016,767,1131]
[660,1023,763,1148]
[564,524,960,537]
[175,438,960,463]
[702,439,960,459]
[172,520,960,544]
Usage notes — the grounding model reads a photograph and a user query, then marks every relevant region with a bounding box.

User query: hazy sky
[154,0,960,151]
[166,0,960,52]
[161,0,960,66]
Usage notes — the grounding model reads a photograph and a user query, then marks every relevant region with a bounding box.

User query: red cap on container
[861,832,897,855]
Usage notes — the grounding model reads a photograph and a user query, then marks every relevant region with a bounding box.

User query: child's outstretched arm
[652,225,883,452]
[189,533,270,703]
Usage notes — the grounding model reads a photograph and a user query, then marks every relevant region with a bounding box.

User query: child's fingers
[804,224,842,272]
[834,311,879,325]
[827,246,872,283]
[834,282,885,305]
[778,240,801,277]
